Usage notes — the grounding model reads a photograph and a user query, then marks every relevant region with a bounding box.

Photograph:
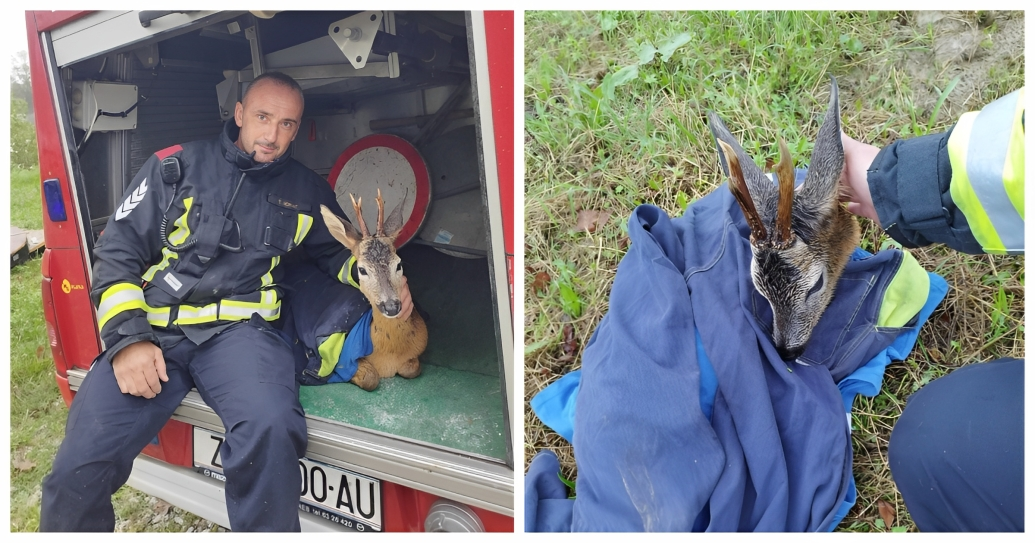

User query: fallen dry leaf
[153,499,172,517]
[532,271,551,295]
[558,323,578,362]
[877,499,895,529]
[36,345,45,359]
[13,458,36,472]
[928,347,943,362]
[573,209,612,234]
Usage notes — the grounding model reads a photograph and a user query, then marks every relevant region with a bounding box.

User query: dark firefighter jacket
[525,183,946,532]
[868,87,1024,255]
[92,121,361,359]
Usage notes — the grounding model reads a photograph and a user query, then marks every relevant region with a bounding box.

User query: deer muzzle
[378,299,402,318]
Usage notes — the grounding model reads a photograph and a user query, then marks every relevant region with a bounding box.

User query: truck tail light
[423,499,484,532]
[43,178,68,222]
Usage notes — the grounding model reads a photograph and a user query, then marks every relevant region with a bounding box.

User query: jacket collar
[220,120,293,175]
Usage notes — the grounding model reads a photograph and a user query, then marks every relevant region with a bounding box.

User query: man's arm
[841,88,1024,255]
[92,152,173,397]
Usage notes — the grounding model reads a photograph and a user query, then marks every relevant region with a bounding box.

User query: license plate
[192,426,383,531]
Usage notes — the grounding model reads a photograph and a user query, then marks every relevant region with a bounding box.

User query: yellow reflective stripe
[317,332,347,378]
[1003,88,1024,218]
[877,250,930,328]
[142,197,193,281]
[294,213,314,245]
[142,248,178,281]
[948,89,1025,254]
[338,255,360,288]
[169,197,194,245]
[174,303,219,325]
[97,283,147,330]
[948,112,1006,254]
[146,306,171,327]
[173,291,281,325]
[261,256,280,288]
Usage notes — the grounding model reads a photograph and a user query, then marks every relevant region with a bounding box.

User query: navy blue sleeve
[866,127,984,253]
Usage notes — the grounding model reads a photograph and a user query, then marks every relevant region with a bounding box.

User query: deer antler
[718,140,768,244]
[349,194,370,237]
[774,138,795,247]
[375,188,385,237]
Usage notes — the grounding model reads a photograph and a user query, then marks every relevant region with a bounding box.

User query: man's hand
[111,341,169,399]
[397,275,414,321]
[839,132,882,225]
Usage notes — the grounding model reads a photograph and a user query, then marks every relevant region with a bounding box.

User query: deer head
[708,77,860,361]
[320,189,408,318]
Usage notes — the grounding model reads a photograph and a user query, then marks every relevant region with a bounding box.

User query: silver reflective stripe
[218,303,279,320]
[176,304,218,324]
[146,308,171,327]
[97,286,145,323]
[966,90,1024,252]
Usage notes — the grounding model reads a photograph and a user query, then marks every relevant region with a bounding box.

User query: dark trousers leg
[188,320,307,532]
[889,358,1023,532]
[40,343,196,531]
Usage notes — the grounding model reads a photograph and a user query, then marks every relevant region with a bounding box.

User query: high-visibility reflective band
[261,256,280,288]
[948,89,1025,254]
[219,290,281,321]
[146,306,171,327]
[172,290,281,325]
[295,213,313,246]
[174,303,219,325]
[338,255,360,288]
[97,283,147,331]
[317,331,347,378]
[142,197,193,281]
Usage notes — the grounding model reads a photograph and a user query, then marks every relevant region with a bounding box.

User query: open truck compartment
[33,9,513,529]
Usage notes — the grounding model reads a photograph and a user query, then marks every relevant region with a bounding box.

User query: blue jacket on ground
[527,182,945,532]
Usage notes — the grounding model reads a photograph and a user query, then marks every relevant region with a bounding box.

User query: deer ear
[707,111,773,201]
[801,76,844,205]
[382,193,407,239]
[320,205,362,251]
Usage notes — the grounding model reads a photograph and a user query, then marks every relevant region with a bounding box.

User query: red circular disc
[327,134,431,248]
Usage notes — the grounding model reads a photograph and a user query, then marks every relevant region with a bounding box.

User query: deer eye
[396,263,402,272]
[358,266,367,276]
[807,274,825,297]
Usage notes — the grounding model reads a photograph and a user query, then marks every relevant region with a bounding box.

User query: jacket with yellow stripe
[866,88,1024,255]
[92,121,359,359]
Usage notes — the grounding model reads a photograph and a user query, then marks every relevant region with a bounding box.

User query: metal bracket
[328,11,383,69]
[244,25,265,77]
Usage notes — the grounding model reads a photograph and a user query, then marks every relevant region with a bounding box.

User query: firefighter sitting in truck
[40,72,413,532]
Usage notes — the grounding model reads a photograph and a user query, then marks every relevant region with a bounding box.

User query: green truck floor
[298,244,508,461]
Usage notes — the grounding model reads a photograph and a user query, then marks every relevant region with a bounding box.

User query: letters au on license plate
[192,426,383,531]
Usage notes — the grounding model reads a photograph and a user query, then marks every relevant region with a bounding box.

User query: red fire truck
[26,10,514,532]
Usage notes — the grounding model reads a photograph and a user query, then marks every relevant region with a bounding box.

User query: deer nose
[777,345,804,362]
[378,300,402,318]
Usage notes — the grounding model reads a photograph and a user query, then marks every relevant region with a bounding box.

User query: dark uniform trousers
[889,357,1023,532]
[41,318,307,532]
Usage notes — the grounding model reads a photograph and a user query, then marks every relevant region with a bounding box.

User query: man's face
[234,80,303,163]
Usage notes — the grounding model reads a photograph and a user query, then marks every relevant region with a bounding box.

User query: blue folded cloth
[527,180,947,532]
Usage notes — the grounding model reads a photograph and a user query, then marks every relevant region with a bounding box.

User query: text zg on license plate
[192,426,383,531]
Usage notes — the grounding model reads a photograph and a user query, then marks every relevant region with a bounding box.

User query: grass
[523,10,1024,532]
[9,167,222,532]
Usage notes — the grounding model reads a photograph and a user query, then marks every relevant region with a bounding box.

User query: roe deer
[320,190,428,390]
[707,77,860,361]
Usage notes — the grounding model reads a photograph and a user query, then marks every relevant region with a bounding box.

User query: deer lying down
[708,77,860,361]
[320,190,427,391]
